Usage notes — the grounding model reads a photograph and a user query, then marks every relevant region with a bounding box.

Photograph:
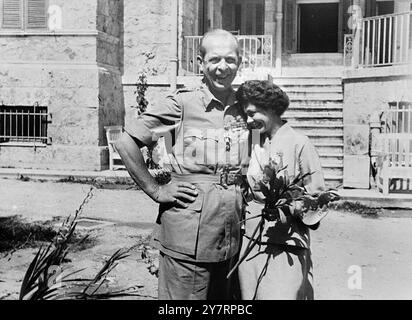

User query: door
[298,3,340,53]
[222,0,264,35]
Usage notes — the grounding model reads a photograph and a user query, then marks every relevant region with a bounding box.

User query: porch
[180,0,412,77]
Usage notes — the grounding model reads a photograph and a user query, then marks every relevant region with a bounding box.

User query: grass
[0,216,57,253]
[0,215,95,254]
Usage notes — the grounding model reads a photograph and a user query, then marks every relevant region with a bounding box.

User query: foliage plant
[131,72,171,184]
[132,72,149,116]
[19,187,140,300]
[227,159,340,279]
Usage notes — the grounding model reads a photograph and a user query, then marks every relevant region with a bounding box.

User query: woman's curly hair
[236,80,290,116]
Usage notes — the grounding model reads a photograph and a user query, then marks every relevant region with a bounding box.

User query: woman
[236,80,326,300]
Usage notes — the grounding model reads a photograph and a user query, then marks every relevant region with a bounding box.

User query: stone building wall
[0,0,124,171]
[123,0,201,131]
[96,0,125,149]
[342,67,412,188]
[123,0,172,80]
[122,0,174,131]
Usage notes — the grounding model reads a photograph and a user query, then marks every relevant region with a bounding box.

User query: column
[275,0,283,76]
[170,0,178,90]
[265,0,276,68]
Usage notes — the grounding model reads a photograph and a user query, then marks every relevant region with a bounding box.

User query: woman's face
[244,103,275,135]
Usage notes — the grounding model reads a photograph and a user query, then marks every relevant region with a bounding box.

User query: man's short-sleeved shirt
[125,85,249,176]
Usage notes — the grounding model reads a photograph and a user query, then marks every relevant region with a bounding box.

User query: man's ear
[197,55,204,73]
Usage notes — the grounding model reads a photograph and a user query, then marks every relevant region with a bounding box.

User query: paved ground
[1,178,412,300]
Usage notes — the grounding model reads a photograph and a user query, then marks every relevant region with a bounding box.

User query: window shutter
[255,3,264,35]
[26,0,47,29]
[2,0,23,29]
[283,0,297,53]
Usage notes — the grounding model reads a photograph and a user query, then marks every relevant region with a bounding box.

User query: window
[0,104,50,145]
[1,0,48,30]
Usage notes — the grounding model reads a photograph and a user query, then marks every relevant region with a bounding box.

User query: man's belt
[171,172,243,186]
[219,171,243,186]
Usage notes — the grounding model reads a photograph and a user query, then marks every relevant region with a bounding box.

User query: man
[116,29,249,300]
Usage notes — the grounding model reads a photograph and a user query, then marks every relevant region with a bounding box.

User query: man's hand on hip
[152,182,198,208]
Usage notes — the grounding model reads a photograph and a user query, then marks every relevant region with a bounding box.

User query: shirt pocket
[182,128,219,165]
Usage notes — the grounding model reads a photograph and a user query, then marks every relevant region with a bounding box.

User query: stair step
[311,138,344,147]
[314,142,344,147]
[284,112,343,119]
[289,120,344,128]
[325,179,343,189]
[307,132,343,137]
[320,162,344,169]
[290,123,344,129]
[289,101,343,108]
[287,92,343,100]
[270,77,342,86]
[296,129,344,138]
[319,153,344,158]
[288,106,343,113]
[281,86,343,93]
[315,145,344,154]
[322,167,344,178]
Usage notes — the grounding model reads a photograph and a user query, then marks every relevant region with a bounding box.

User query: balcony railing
[183,35,273,75]
[349,11,412,68]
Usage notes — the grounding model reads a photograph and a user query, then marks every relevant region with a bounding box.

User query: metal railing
[183,34,273,75]
[381,101,412,134]
[343,33,354,67]
[0,104,50,144]
[353,11,412,68]
[377,101,412,194]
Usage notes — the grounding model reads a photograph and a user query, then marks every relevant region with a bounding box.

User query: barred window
[0,104,50,145]
[1,0,48,30]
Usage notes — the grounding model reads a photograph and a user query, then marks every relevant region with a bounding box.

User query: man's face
[198,36,241,94]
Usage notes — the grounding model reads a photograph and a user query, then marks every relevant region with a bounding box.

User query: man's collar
[200,84,236,111]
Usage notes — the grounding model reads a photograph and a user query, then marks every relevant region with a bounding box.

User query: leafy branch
[227,159,340,279]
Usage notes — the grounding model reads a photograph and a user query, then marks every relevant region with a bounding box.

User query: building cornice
[0,29,99,37]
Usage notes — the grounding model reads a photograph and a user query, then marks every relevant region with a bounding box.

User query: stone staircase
[273,76,344,189]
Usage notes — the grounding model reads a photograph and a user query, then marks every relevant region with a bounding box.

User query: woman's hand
[152,182,198,208]
[290,199,310,219]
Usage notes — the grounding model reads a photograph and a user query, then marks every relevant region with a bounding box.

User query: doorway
[222,0,264,35]
[298,3,339,53]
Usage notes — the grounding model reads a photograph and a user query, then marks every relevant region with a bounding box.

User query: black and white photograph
[0,0,412,306]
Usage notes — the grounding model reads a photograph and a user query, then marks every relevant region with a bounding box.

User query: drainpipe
[369,111,384,187]
[170,0,179,91]
[352,0,362,69]
[275,0,283,76]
